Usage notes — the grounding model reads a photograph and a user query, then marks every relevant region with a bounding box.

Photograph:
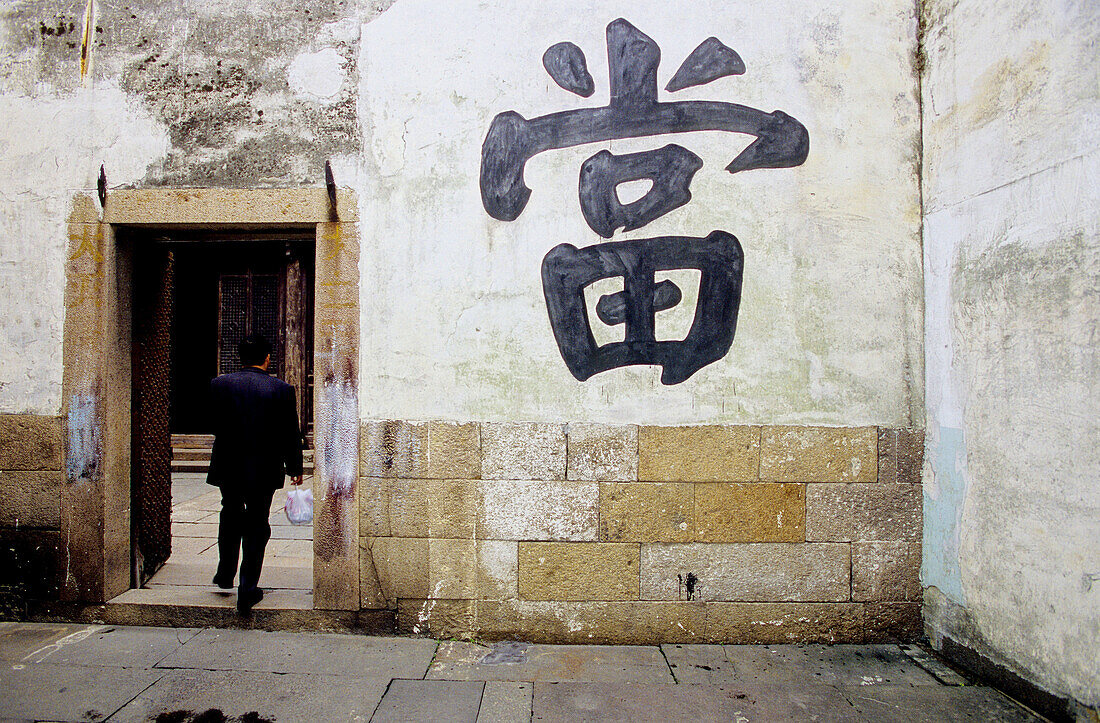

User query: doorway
[128,229,316,606]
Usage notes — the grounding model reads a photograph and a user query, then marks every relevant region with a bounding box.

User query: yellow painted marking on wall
[68,227,104,264]
[80,0,95,81]
[66,274,102,308]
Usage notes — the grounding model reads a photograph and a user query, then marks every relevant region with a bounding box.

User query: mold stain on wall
[2,0,397,187]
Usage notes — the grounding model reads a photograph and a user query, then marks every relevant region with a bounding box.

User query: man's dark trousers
[215,487,276,593]
[207,366,303,598]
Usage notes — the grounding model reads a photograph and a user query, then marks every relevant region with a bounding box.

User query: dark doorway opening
[169,234,316,436]
[128,228,315,590]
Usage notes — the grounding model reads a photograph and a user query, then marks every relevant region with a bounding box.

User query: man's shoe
[212,574,234,590]
[237,587,264,614]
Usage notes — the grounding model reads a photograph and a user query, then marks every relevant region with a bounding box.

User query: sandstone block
[428,539,478,600]
[398,599,705,644]
[704,602,865,643]
[518,542,639,601]
[67,194,100,224]
[425,421,481,478]
[865,602,923,642]
[695,483,805,543]
[478,480,598,541]
[567,423,637,481]
[360,421,423,478]
[760,426,877,483]
[852,541,922,601]
[878,428,925,484]
[104,188,359,224]
[386,478,478,538]
[359,539,388,609]
[358,477,391,537]
[482,423,566,480]
[313,544,361,612]
[599,482,693,543]
[0,415,63,471]
[638,425,759,482]
[428,539,518,600]
[0,529,62,600]
[0,471,63,528]
[640,543,850,602]
[361,421,482,479]
[365,537,428,602]
[806,484,922,541]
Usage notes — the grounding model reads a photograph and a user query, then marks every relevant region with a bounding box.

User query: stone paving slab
[146,562,311,590]
[109,668,391,722]
[0,622,83,662]
[172,521,221,538]
[171,473,212,505]
[531,681,857,722]
[659,643,737,684]
[268,524,314,540]
[0,662,164,722]
[171,508,219,523]
[173,493,223,514]
[18,625,199,669]
[112,586,313,609]
[478,681,534,723]
[156,628,437,678]
[372,679,485,723]
[428,641,674,683]
[165,536,218,557]
[0,624,1046,723]
[841,683,1044,721]
[721,644,940,687]
[267,539,313,558]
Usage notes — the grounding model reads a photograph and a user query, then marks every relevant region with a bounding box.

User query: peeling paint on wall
[922,0,1100,706]
[922,422,965,603]
[65,393,99,482]
[321,367,358,498]
[0,81,168,415]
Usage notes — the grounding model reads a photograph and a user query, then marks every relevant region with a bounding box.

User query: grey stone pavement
[0,622,1046,722]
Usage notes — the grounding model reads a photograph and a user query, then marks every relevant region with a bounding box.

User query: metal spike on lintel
[97,165,107,209]
[325,160,338,221]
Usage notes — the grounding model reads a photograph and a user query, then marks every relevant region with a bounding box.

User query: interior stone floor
[138,472,314,609]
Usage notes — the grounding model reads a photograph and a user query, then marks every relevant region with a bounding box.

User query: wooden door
[217,271,285,376]
[215,254,312,435]
[132,247,174,586]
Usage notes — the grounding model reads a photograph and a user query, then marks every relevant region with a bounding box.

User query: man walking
[207,334,304,614]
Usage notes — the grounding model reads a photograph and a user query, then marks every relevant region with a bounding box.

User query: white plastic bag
[285,487,314,525]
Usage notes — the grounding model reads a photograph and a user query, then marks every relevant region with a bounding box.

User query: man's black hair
[239,334,272,367]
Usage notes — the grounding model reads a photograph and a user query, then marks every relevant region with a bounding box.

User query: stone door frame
[62,189,361,609]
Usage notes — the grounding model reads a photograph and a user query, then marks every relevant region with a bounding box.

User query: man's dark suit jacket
[206,367,304,492]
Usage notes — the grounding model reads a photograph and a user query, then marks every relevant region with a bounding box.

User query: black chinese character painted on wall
[480,18,809,385]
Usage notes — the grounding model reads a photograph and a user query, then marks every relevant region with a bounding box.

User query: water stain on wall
[1,0,397,187]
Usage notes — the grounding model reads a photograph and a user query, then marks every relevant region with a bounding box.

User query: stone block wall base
[0,414,66,615]
[364,421,924,645]
[394,600,922,646]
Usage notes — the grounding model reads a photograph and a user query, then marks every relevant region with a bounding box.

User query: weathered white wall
[357,0,923,425]
[0,0,383,414]
[0,80,168,414]
[921,0,1100,706]
[0,1,923,425]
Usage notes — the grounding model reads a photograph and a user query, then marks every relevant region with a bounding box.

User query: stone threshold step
[172,434,315,449]
[171,460,316,473]
[25,592,396,635]
[174,449,316,461]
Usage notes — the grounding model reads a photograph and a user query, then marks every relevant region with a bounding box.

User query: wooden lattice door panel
[132,247,174,585]
[217,271,285,376]
[284,258,309,433]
